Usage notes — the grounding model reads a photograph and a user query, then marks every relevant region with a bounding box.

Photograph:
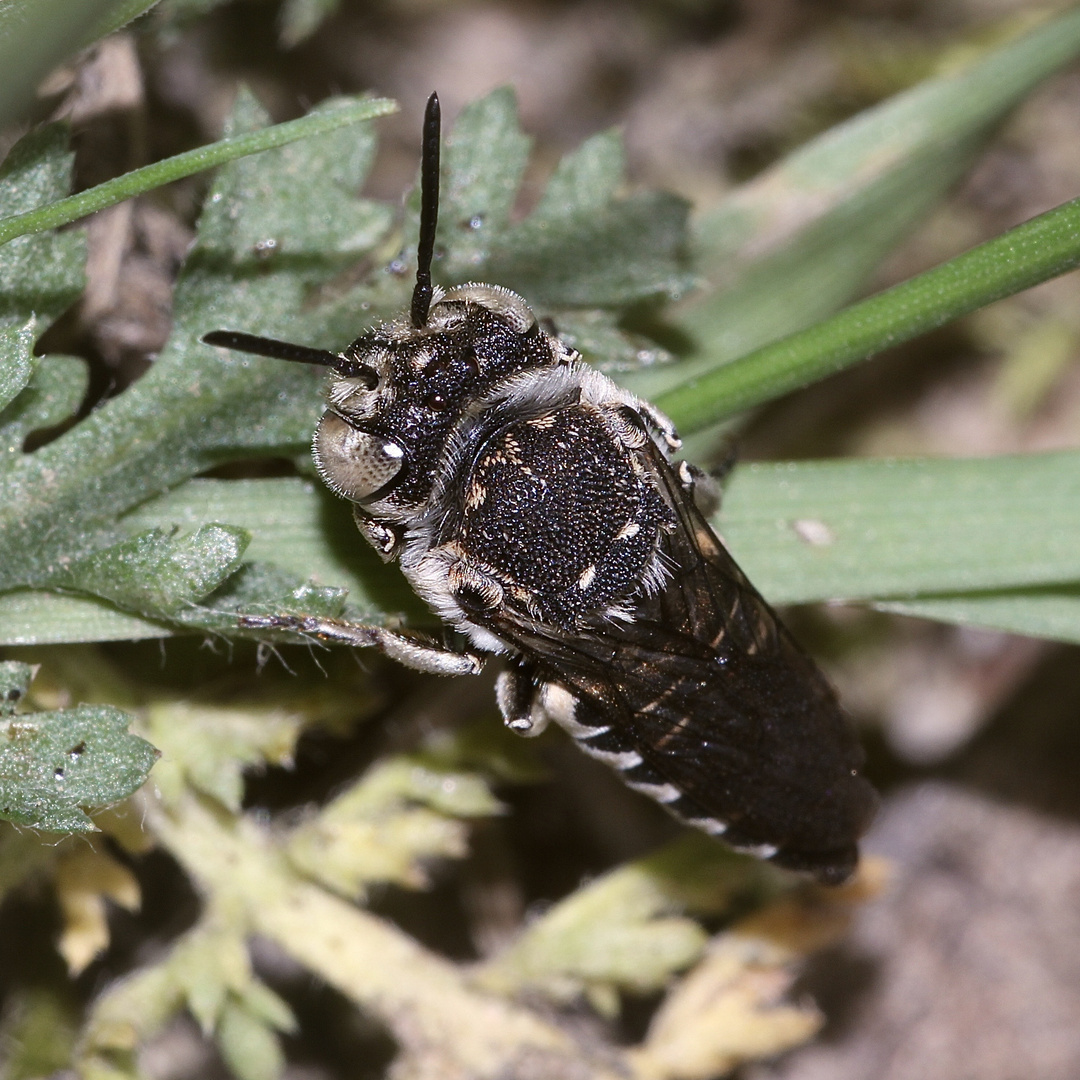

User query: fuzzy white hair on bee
[202,92,877,885]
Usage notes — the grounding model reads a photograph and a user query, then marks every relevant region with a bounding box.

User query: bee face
[314,286,573,521]
[203,93,877,884]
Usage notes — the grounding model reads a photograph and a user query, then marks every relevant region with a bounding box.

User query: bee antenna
[410,91,441,329]
[202,330,377,387]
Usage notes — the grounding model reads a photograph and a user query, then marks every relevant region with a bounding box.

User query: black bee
[204,93,877,884]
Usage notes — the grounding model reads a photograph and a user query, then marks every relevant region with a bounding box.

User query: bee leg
[238,613,482,675]
[675,459,723,518]
[709,437,739,487]
[495,657,549,736]
[635,400,683,452]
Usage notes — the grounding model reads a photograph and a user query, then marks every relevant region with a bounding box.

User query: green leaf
[484,127,692,308]
[0,661,33,715]
[53,525,250,621]
[533,129,625,217]
[6,68,1079,652]
[0,988,79,1080]
[0,96,396,249]
[216,999,286,1080]
[0,93,392,600]
[85,0,163,43]
[7,445,1080,646]
[545,308,674,372]
[0,475,420,645]
[0,124,85,328]
[0,591,173,646]
[0,353,87,456]
[0,673,157,832]
[284,755,500,899]
[123,478,420,620]
[657,190,1080,432]
[0,319,34,412]
[487,189,691,309]
[439,88,532,280]
[436,90,692,311]
[147,698,303,813]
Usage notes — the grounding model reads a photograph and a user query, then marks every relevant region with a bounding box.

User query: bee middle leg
[495,656,549,735]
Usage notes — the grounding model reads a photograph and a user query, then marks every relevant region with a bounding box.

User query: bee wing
[476,441,877,883]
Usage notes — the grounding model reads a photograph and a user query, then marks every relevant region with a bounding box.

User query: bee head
[201,92,563,510]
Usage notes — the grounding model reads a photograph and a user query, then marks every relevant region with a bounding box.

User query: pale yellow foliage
[629,858,889,1080]
[55,842,140,975]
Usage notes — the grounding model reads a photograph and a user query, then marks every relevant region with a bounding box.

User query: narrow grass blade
[657,193,1080,432]
[0,95,397,248]
[717,452,1080,604]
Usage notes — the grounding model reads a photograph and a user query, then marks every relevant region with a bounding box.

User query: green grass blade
[84,0,162,42]
[0,95,397,248]
[4,452,1078,645]
[0,0,119,128]
[718,452,1080,604]
[630,5,1080,413]
[656,193,1080,432]
[876,589,1080,645]
[0,591,170,645]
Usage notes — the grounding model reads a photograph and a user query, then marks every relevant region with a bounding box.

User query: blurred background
[4,1,1080,1078]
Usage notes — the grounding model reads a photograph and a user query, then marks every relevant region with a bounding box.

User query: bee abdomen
[543,684,862,882]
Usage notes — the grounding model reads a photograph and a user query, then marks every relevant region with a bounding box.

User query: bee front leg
[238,613,483,676]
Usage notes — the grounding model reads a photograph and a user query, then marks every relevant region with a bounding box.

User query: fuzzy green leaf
[52,525,250,620]
[1,353,88,453]
[484,126,692,308]
[0,93,392,603]
[0,319,34,412]
[440,88,532,279]
[0,125,85,327]
[437,90,692,311]
[487,189,691,309]
[123,478,419,623]
[0,661,33,715]
[0,675,157,832]
[534,129,624,217]
[547,308,675,372]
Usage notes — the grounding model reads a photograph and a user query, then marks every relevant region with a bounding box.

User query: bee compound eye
[314,413,405,501]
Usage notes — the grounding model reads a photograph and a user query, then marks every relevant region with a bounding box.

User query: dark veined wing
[473,439,878,884]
